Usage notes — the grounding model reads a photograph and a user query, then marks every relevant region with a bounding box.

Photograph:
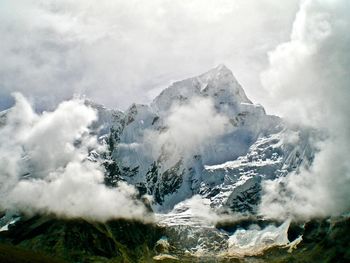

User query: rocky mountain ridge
[1,65,348,263]
[88,64,317,214]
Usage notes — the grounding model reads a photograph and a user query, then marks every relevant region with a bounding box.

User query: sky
[0,0,349,221]
[0,0,299,111]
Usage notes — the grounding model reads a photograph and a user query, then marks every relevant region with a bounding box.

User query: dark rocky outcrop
[0,215,164,263]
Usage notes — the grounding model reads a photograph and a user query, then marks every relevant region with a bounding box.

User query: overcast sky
[1,0,350,221]
[0,0,299,111]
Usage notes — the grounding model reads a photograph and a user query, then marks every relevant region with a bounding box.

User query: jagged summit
[198,64,237,82]
[197,64,234,81]
[151,64,252,113]
[213,63,230,71]
[86,65,251,118]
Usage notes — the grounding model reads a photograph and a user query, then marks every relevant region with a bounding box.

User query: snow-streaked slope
[151,64,251,115]
[0,65,320,257]
[90,64,317,214]
[200,127,316,213]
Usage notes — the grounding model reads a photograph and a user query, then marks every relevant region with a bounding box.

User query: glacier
[88,64,317,215]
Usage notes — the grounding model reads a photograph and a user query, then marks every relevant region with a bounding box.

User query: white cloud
[0,93,148,221]
[259,0,350,220]
[0,0,299,110]
[145,97,230,167]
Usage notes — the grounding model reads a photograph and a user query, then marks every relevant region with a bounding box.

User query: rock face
[0,215,164,263]
[89,64,317,214]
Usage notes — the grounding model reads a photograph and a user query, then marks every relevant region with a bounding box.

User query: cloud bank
[145,97,230,167]
[0,93,148,221]
[0,0,299,110]
[259,0,350,220]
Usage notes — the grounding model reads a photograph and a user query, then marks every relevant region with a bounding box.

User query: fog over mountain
[260,0,350,220]
[0,0,299,110]
[0,0,349,262]
[0,93,148,221]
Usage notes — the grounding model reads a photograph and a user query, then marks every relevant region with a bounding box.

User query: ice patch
[0,217,20,232]
[225,219,290,256]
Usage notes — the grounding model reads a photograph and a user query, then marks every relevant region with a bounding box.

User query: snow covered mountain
[0,65,333,261]
[91,64,317,214]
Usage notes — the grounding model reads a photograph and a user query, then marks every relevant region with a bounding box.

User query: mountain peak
[152,65,252,113]
[199,64,234,81]
[213,63,230,73]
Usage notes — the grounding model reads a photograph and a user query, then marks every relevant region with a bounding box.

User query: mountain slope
[91,65,317,213]
[0,215,164,263]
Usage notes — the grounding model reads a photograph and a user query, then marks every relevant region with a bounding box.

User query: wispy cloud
[0,93,148,221]
[144,97,230,167]
[259,0,350,220]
